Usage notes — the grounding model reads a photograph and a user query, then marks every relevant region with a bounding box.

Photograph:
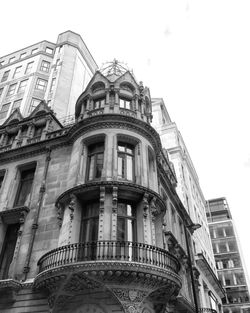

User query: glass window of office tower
[0,88,4,98]
[11,99,22,113]
[25,62,33,75]
[40,60,50,72]
[0,103,10,119]
[35,78,47,91]
[29,98,41,113]
[17,80,28,93]
[31,48,38,55]
[1,70,10,82]
[45,47,53,54]
[13,66,22,79]
[6,83,17,97]
[20,52,26,59]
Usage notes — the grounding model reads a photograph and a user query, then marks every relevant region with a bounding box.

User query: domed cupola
[75,59,153,124]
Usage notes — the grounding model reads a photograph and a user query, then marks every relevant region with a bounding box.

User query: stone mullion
[150,197,157,246]
[67,194,77,244]
[98,186,105,242]
[113,135,118,179]
[12,127,22,148]
[0,132,6,146]
[111,186,118,241]
[142,193,149,244]
[41,118,51,140]
[77,145,86,184]
[104,134,113,180]
[136,142,142,185]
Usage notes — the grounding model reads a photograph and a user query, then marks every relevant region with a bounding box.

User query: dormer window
[93,98,105,109]
[119,98,131,110]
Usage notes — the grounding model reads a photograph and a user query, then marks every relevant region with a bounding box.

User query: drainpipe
[23,148,51,281]
[184,224,200,313]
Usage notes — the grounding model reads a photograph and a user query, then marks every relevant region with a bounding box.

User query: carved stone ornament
[142,193,149,218]
[56,203,63,227]
[68,193,77,221]
[150,197,158,220]
[100,186,105,214]
[112,186,118,213]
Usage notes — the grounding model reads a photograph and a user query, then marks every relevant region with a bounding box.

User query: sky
[1,0,250,280]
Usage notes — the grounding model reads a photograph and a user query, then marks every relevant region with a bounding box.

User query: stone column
[0,132,6,146]
[111,186,118,241]
[41,118,51,140]
[12,126,22,148]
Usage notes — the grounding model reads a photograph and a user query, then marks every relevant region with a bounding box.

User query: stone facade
[0,65,203,313]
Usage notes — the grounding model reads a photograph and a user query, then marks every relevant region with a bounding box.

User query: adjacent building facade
[206,197,250,313]
[151,98,224,311]
[0,30,97,124]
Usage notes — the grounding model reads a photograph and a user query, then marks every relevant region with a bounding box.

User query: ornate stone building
[0,62,207,313]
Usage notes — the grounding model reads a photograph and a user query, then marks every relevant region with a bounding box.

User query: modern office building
[0,30,97,124]
[206,197,250,313]
[151,98,224,311]
[0,59,208,313]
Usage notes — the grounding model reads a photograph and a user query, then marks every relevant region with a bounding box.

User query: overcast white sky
[1,0,250,278]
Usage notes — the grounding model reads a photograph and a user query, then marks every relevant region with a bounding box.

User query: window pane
[88,155,95,180]
[96,153,103,178]
[117,218,125,241]
[126,155,133,180]
[15,168,35,206]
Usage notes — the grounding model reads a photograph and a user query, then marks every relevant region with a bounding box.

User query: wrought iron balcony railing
[38,241,180,274]
[198,308,217,313]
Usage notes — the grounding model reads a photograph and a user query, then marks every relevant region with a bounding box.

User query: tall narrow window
[87,142,104,180]
[14,166,36,207]
[80,202,99,242]
[25,62,33,74]
[0,224,19,279]
[0,170,5,190]
[6,83,17,97]
[117,202,136,242]
[0,87,4,98]
[0,103,11,119]
[50,78,56,92]
[13,66,22,79]
[117,142,134,181]
[1,70,10,82]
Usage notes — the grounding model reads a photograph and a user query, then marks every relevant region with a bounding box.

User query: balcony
[198,309,217,313]
[37,241,180,273]
[34,241,182,310]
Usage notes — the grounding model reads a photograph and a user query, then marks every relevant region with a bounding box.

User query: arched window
[117,142,134,181]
